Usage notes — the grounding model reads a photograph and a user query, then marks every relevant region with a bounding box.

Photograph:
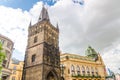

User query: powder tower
[22,5,61,80]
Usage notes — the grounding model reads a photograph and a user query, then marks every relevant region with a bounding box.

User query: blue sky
[0,0,40,10]
[0,0,60,10]
[0,0,84,11]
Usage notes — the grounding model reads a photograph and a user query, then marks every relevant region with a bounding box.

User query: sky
[0,0,120,74]
[0,0,39,10]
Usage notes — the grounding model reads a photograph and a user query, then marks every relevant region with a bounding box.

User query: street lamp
[60,64,65,80]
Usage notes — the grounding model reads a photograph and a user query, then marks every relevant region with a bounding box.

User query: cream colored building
[0,34,14,80]
[115,73,120,80]
[9,58,24,80]
[60,46,107,80]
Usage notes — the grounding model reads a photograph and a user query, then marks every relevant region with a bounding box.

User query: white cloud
[0,6,31,59]
[0,0,120,73]
[103,44,120,73]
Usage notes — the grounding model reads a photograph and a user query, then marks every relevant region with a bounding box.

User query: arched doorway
[46,71,56,80]
[61,77,64,80]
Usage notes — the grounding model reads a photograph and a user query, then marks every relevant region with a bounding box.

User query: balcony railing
[72,74,101,78]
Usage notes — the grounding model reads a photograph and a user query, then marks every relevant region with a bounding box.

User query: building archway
[46,70,58,80]
[61,77,64,80]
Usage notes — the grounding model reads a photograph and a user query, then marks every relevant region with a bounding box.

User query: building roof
[60,53,95,62]
[38,5,50,22]
[0,34,14,44]
[12,58,21,64]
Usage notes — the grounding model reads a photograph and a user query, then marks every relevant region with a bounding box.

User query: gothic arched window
[82,66,85,76]
[71,65,75,75]
[91,67,94,76]
[86,66,90,76]
[76,65,80,75]
[95,67,98,76]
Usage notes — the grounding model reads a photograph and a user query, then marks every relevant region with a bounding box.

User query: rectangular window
[2,60,7,67]
[32,54,36,62]
[13,66,17,70]
[13,71,16,74]
[34,36,38,43]
[0,39,5,45]
[12,76,16,80]
[68,69,70,74]
[7,42,11,49]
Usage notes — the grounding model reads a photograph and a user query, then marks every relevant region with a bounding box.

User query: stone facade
[0,34,14,80]
[22,6,61,80]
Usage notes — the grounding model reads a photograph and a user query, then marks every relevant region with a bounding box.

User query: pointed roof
[56,22,59,31]
[38,5,50,22]
[29,21,32,27]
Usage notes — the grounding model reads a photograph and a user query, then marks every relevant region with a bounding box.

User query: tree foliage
[0,42,6,80]
[0,43,6,63]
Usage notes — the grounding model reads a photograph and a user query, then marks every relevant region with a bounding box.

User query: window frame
[31,54,36,62]
[34,36,38,43]
[76,65,80,75]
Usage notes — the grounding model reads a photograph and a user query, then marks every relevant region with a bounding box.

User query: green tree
[0,42,6,80]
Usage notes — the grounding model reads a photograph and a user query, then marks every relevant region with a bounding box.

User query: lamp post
[60,64,65,80]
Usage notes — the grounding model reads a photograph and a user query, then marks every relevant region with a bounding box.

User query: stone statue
[85,46,98,61]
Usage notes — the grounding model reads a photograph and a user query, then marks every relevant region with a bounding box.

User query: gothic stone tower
[22,6,61,80]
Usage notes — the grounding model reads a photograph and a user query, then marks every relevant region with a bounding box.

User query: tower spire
[29,20,32,27]
[56,22,59,31]
[38,4,50,22]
